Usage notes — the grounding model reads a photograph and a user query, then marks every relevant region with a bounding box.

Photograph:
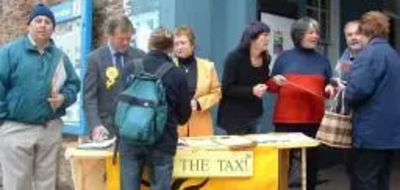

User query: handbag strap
[328,88,344,112]
[340,89,346,114]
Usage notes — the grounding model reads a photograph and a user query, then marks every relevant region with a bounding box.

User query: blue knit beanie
[28,4,56,28]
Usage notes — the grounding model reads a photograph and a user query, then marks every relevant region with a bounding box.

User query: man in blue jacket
[0,4,80,190]
[345,11,400,190]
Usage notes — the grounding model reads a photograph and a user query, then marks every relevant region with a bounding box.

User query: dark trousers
[349,149,393,190]
[275,123,319,190]
[222,117,262,135]
[119,138,174,190]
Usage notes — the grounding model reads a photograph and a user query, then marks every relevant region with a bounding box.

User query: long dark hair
[238,21,271,50]
[238,21,271,65]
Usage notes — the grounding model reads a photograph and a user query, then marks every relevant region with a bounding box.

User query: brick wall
[0,0,63,44]
[0,0,124,48]
[93,0,124,48]
[0,0,32,44]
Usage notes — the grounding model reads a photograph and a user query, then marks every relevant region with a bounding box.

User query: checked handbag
[316,89,352,148]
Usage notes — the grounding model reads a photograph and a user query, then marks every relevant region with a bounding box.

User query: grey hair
[291,17,320,46]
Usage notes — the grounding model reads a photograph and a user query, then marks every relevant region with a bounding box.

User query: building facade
[1,0,399,134]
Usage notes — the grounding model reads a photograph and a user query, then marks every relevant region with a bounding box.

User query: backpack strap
[112,134,119,165]
[154,62,174,78]
[133,59,144,75]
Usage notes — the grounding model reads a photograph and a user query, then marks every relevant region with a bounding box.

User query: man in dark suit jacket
[84,15,145,141]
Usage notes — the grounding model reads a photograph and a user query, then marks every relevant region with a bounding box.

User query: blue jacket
[345,38,400,149]
[0,35,80,125]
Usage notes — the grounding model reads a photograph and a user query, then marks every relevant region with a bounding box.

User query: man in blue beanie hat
[0,3,80,190]
[28,3,56,28]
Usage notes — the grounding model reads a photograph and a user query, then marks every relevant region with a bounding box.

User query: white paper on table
[76,137,116,150]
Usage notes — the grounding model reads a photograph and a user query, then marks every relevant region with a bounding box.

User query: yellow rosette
[106,66,119,89]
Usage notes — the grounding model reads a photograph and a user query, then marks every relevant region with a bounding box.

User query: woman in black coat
[217,21,271,135]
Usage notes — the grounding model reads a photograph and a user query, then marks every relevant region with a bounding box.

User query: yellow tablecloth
[65,133,319,190]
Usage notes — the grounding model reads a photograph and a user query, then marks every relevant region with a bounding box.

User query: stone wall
[0,0,124,48]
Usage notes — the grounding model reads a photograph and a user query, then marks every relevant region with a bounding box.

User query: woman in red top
[268,17,335,190]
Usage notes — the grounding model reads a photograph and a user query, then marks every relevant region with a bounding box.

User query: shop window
[384,0,400,48]
[257,0,299,19]
[306,0,331,54]
[126,0,160,52]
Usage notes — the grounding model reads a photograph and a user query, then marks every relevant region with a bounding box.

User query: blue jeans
[119,138,174,190]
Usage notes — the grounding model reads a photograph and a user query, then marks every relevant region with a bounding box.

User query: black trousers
[349,149,393,190]
[275,123,319,190]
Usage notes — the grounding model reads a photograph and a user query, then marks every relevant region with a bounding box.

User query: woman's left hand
[325,85,336,99]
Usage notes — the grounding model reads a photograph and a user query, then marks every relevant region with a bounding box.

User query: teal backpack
[114,60,173,145]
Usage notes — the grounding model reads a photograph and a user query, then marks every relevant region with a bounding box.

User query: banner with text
[173,150,253,177]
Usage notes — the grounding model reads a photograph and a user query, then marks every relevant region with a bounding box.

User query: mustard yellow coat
[178,58,221,137]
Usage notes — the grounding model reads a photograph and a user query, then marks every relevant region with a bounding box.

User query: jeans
[349,149,393,190]
[119,138,174,190]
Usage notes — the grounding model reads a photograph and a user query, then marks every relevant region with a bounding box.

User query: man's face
[345,23,364,52]
[109,28,133,53]
[28,16,54,43]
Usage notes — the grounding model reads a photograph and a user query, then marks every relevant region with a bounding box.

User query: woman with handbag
[345,11,400,190]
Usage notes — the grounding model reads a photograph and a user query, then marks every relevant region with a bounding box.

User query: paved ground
[291,149,400,190]
[317,163,400,190]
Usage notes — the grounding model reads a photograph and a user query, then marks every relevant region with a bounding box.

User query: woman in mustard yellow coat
[174,25,221,137]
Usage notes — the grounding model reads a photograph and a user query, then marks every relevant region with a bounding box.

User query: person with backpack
[83,15,145,142]
[118,27,191,190]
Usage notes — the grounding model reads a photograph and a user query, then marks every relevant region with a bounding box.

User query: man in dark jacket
[83,15,145,141]
[345,11,400,190]
[119,27,191,190]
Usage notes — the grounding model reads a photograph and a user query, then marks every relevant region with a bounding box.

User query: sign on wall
[261,13,295,68]
[125,0,160,52]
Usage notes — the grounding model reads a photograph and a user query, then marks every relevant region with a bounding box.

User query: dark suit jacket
[83,45,145,134]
